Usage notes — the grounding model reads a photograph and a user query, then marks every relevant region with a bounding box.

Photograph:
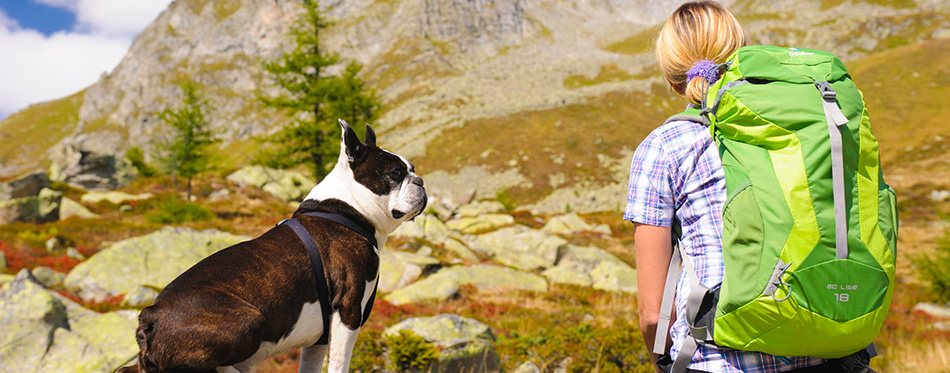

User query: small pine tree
[156,81,219,201]
[260,0,378,179]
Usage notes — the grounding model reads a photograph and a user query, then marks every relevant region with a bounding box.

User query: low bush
[146,198,215,224]
[384,329,439,372]
[915,231,950,302]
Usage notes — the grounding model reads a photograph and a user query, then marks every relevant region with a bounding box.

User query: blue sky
[0,0,172,119]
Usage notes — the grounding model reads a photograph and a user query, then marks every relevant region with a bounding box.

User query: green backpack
[655,45,898,372]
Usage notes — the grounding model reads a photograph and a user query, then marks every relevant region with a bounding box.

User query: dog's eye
[389,168,405,179]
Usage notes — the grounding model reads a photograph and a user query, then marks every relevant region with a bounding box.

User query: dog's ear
[364,124,376,148]
[340,119,364,161]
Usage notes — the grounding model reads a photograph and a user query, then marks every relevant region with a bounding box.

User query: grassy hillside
[0,90,84,176]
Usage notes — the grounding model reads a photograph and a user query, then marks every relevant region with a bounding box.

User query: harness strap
[302,211,379,326]
[280,217,333,346]
[279,212,379,346]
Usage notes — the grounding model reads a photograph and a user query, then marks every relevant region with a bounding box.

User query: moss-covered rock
[590,261,637,294]
[465,225,566,271]
[226,165,315,202]
[391,214,451,243]
[440,237,478,261]
[385,265,548,305]
[31,266,66,290]
[384,314,500,373]
[60,197,99,219]
[63,226,250,302]
[0,170,49,200]
[0,269,138,372]
[379,250,440,294]
[445,214,514,234]
[79,191,153,205]
[541,212,611,235]
[0,187,62,224]
[454,200,506,218]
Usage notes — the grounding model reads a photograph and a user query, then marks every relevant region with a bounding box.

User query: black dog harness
[278,211,379,346]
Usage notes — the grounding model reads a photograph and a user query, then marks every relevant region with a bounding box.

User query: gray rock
[384,314,500,373]
[66,247,85,261]
[512,361,541,373]
[0,269,138,372]
[80,191,153,205]
[542,245,636,292]
[391,214,452,243]
[31,266,66,290]
[59,197,99,219]
[0,187,62,224]
[207,188,231,202]
[445,214,515,235]
[121,286,159,308]
[441,237,478,261]
[227,165,315,202]
[379,250,440,294]
[913,302,950,319]
[385,265,547,305]
[930,190,950,202]
[466,225,566,271]
[455,200,506,218]
[49,132,138,191]
[0,170,49,201]
[0,273,13,287]
[63,226,250,302]
[542,212,611,235]
[45,237,64,253]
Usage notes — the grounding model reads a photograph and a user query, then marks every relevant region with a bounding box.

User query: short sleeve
[624,130,674,226]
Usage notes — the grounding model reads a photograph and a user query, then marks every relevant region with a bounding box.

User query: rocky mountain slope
[1,0,948,213]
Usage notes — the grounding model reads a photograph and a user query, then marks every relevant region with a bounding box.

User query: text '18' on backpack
[654,45,898,373]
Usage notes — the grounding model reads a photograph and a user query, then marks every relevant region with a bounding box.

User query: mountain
[1,0,948,213]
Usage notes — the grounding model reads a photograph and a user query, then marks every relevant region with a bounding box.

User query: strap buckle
[815,81,837,100]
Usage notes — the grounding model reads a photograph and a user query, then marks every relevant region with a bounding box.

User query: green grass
[0,90,84,174]
[604,25,660,56]
[564,64,634,89]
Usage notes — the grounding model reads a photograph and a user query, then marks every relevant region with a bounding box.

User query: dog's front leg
[326,312,361,372]
[299,344,328,373]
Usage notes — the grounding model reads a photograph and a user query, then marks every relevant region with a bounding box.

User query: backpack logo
[788,48,815,57]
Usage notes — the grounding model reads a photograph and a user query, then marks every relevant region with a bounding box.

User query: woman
[625,2,870,372]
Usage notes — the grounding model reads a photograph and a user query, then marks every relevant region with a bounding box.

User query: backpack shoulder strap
[665,105,710,126]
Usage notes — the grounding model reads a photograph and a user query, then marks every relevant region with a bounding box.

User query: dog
[117,121,427,373]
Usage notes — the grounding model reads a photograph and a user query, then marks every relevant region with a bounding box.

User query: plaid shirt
[624,120,827,372]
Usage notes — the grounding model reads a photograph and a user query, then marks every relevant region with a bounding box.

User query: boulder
[121,286,159,308]
[80,191,153,205]
[49,132,139,191]
[31,266,66,290]
[590,261,638,294]
[63,226,250,302]
[226,165,315,202]
[0,170,49,200]
[466,225,566,271]
[441,237,478,261]
[385,265,547,305]
[445,214,514,234]
[541,245,636,292]
[391,214,451,243]
[0,269,138,372]
[512,361,542,373]
[59,197,99,219]
[384,314,500,373]
[0,187,62,224]
[0,273,13,287]
[912,302,950,319]
[542,212,611,235]
[379,250,440,294]
[454,200,506,218]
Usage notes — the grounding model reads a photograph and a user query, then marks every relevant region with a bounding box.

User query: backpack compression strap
[279,212,380,346]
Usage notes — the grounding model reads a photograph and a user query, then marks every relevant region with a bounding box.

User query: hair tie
[686,59,721,84]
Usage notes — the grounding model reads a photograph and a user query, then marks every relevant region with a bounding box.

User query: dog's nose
[411,176,424,187]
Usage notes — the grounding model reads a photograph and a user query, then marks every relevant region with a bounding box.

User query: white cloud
[0,0,171,119]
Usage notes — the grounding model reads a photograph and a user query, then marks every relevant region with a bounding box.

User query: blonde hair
[655,1,748,105]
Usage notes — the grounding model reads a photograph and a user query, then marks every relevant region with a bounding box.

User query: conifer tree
[260,0,378,179]
[156,81,219,201]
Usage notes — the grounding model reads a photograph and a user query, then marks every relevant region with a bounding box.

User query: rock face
[0,170,49,200]
[466,225,566,271]
[226,165,315,201]
[385,265,547,305]
[0,187,62,224]
[63,226,250,302]
[0,269,138,373]
[384,314,501,373]
[48,133,138,191]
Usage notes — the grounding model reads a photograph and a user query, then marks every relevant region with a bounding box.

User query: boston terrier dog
[118,121,427,373]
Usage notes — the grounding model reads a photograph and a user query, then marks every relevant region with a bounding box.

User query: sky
[0,0,172,120]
